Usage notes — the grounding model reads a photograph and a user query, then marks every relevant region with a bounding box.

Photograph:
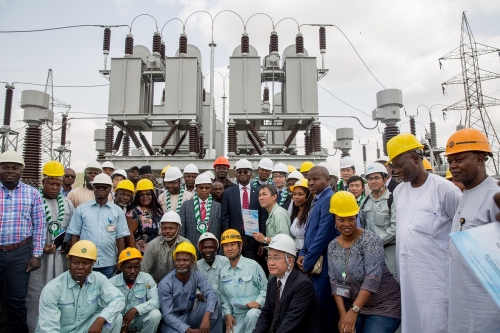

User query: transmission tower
[439,12,500,174]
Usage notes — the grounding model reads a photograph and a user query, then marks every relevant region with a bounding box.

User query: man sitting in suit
[253,234,322,333]
[180,174,222,246]
[221,159,267,261]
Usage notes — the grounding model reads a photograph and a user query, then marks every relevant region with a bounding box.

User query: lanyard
[338,231,357,283]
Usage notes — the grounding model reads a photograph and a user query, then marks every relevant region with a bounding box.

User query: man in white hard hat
[67,160,111,208]
[157,166,194,215]
[337,156,356,191]
[253,234,322,333]
[318,162,339,193]
[183,163,199,194]
[141,211,191,284]
[60,167,76,197]
[271,163,292,209]
[67,173,130,278]
[0,150,46,332]
[180,173,222,247]
[252,157,274,187]
[375,156,399,193]
[102,161,115,176]
[111,169,127,190]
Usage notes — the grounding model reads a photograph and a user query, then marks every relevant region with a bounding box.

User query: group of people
[0,127,499,333]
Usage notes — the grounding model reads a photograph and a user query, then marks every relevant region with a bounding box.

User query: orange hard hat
[213,156,230,168]
[444,128,492,156]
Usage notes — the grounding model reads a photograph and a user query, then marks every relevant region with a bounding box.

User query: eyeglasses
[236,169,251,174]
[367,176,383,181]
[265,256,285,262]
[64,174,76,179]
[93,185,111,190]
[272,174,285,179]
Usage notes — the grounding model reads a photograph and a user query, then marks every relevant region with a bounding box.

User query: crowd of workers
[0,127,499,333]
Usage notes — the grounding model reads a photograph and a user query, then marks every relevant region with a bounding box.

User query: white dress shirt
[238,183,251,208]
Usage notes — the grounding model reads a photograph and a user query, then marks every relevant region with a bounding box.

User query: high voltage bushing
[362,145,367,162]
[376,148,381,159]
[227,120,237,155]
[152,32,161,55]
[304,132,311,155]
[23,125,42,187]
[105,122,114,154]
[171,131,187,156]
[383,125,399,156]
[160,121,179,149]
[188,120,199,156]
[179,34,188,54]
[296,33,304,55]
[311,121,321,152]
[409,117,416,136]
[103,27,111,54]
[283,120,302,150]
[60,114,68,146]
[123,123,142,148]
[125,34,134,56]
[198,133,204,159]
[203,88,206,102]
[246,120,265,147]
[160,41,166,60]
[263,87,269,102]
[241,33,249,54]
[270,31,279,53]
[246,131,263,155]
[319,27,326,51]
[3,84,14,126]
[113,129,123,152]
[430,121,437,149]
[341,150,350,158]
[139,132,155,155]
[122,133,130,156]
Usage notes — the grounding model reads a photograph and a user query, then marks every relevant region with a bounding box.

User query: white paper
[242,209,259,236]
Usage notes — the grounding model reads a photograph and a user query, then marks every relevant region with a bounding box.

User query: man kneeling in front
[109,247,161,333]
[158,242,222,333]
[35,240,125,333]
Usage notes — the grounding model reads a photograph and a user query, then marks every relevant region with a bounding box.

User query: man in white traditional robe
[387,134,461,333]
[445,128,500,332]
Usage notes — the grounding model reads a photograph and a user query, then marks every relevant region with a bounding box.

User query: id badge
[106,224,116,232]
[335,284,351,298]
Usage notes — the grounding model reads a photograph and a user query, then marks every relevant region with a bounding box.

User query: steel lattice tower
[439,12,500,174]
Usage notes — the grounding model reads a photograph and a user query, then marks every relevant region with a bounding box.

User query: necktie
[201,201,206,221]
[277,190,282,203]
[305,197,318,229]
[242,187,249,209]
[269,280,282,333]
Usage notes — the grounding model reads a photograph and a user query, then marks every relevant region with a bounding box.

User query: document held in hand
[242,209,259,236]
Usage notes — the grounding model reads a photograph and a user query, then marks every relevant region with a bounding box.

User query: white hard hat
[235,159,253,171]
[264,234,296,257]
[101,161,115,169]
[183,163,199,174]
[339,156,355,169]
[111,169,127,179]
[258,158,274,171]
[272,162,288,174]
[91,173,113,186]
[164,166,183,182]
[318,162,338,177]
[195,173,212,186]
[365,163,388,177]
[287,170,304,180]
[0,150,25,167]
[160,211,182,226]
[85,160,103,171]
[376,156,389,163]
[198,232,219,250]
[202,170,215,180]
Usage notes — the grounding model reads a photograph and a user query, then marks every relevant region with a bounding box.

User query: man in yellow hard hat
[444,128,500,332]
[218,229,267,333]
[27,160,76,331]
[299,161,315,179]
[387,133,461,333]
[114,179,135,212]
[35,240,125,333]
[109,248,161,333]
[422,158,433,172]
[158,242,222,333]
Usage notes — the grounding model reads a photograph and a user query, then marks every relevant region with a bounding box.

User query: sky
[0,0,499,173]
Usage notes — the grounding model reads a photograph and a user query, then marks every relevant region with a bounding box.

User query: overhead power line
[317,84,371,118]
[0,24,128,33]
[14,82,109,88]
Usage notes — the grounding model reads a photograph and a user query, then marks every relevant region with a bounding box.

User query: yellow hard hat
[386,133,424,163]
[422,158,432,171]
[290,178,308,192]
[161,165,171,176]
[66,240,98,261]
[287,165,297,173]
[118,247,143,264]
[173,242,197,262]
[220,229,242,245]
[329,191,360,217]
[115,179,135,193]
[444,128,492,156]
[42,160,65,177]
[300,161,315,173]
[136,179,154,192]
[445,169,452,179]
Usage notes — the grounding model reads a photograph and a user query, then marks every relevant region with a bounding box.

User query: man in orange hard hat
[445,128,500,332]
[213,156,236,189]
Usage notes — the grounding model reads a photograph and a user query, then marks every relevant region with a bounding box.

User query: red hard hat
[213,156,230,168]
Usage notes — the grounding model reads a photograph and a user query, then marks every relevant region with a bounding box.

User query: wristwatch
[32,255,42,259]
[352,305,360,313]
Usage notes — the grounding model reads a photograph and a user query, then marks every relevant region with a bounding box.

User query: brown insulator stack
[3,84,14,126]
[263,87,269,102]
[198,133,204,159]
[246,121,265,147]
[160,121,179,149]
[227,121,237,155]
[113,130,123,152]
[189,121,199,155]
[179,34,188,54]
[241,33,249,54]
[122,133,130,156]
[311,122,321,152]
[409,117,416,136]
[246,131,262,155]
[383,124,400,156]
[125,34,134,56]
[171,131,188,156]
[341,151,350,158]
[295,33,304,54]
[283,121,301,149]
[160,41,166,60]
[105,123,114,154]
[103,27,111,54]
[203,88,206,102]
[124,123,142,148]
[97,152,105,160]
[60,114,68,146]
[319,27,326,51]
[139,132,155,156]
[304,132,311,155]
[152,32,161,55]
[22,125,41,188]
[270,31,278,53]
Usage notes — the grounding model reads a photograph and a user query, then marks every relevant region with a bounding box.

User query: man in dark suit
[180,174,221,248]
[297,166,340,332]
[375,157,400,193]
[221,159,267,261]
[253,234,322,333]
